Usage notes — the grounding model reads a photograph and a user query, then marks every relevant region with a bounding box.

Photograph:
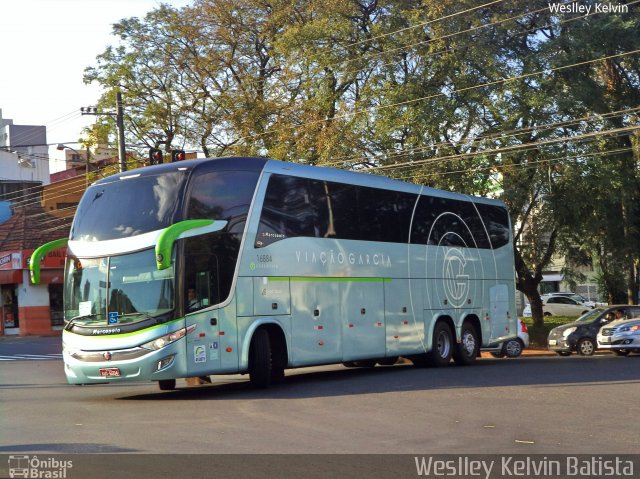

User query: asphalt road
[1,337,639,457]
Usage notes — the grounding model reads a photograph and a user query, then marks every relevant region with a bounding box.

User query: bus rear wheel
[249,328,272,389]
[453,322,478,366]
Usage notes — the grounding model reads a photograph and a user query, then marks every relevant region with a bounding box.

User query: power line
[319,106,640,169]
[388,146,634,184]
[369,126,640,173]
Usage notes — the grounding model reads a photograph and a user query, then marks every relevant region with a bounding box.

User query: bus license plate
[99,368,121,378]
[548,340,557,346]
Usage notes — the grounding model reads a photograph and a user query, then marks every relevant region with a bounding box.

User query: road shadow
[116,354,640,402]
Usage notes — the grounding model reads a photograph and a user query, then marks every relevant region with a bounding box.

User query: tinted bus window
[187,170,260,233]
[358,188,414,243]
[410,196,492,248]
[474,202,510,248]
[325,182,359,240]
[256,175,329,247]
[257,174,510,249]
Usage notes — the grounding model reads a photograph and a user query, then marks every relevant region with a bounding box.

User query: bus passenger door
[185,254,222,376]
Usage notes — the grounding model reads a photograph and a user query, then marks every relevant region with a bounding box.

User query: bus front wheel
[427,322,454,367]
[158,379,176,391]
[249,328,272,389]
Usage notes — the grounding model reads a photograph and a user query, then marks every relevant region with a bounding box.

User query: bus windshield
[63,248,175,327]
[70,171,188,241]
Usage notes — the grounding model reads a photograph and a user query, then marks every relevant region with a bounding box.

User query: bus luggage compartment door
[290,279,342,366]
[342,280,385,361]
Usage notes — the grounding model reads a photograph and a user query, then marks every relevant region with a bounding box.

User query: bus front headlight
[141,324,196,351]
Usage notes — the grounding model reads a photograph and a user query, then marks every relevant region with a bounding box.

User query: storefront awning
[0,270,22,285]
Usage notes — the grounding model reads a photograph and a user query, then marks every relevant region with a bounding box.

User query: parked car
[484,319,529,358]
[597,313,640,356]
[541,292,601,308]
[548,305,640,356]
[523,295,591,317]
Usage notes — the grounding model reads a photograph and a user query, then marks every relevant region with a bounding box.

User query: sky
[0,0,192,163]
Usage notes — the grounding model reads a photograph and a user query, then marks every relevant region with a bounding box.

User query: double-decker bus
[31,157,517,390]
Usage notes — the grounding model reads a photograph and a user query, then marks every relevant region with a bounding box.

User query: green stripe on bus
[266,276,392,283]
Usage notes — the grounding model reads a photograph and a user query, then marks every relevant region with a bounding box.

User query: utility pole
[80,91,127,173]
[116,92,127,173]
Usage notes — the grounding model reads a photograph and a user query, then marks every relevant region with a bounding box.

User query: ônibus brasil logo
[8,455,73,478]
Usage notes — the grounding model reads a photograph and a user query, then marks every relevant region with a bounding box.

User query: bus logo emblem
[443,248,469,308]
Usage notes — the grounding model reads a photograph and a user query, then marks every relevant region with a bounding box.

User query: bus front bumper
[62,339,188,385]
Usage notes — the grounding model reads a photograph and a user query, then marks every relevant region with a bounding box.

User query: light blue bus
[31,157,517,390]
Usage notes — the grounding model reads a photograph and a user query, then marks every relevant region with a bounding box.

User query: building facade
[0,109,50,185]
[0,207,68,336]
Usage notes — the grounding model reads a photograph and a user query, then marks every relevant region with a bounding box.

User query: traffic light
[149,148,163,165]
[171,150,186,162]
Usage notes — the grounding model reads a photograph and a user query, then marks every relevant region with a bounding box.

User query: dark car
[547,305,640,356]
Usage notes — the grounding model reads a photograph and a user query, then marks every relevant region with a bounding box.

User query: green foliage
[522,316,578,346]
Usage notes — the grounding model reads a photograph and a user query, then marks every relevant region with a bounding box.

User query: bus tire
[271,349,286,384]
[453,322,478,366]
[158,379,176,391]
[249,328,272,389]
[426,321,454,367]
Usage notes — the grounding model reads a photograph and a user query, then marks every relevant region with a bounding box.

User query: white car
[541,292,605,308]
[597,317,640,355]
[523,295,592,317]
[484,319,529,358]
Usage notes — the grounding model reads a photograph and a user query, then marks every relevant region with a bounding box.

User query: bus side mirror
[155,219,227,270]
[29,238,68,284]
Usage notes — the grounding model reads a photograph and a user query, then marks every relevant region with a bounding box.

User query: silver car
[597,318,640,356]
[484,319,530,358]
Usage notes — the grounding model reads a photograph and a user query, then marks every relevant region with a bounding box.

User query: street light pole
[56,144,92,187]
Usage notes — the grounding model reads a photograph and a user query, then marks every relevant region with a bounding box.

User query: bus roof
[96,156,503,207]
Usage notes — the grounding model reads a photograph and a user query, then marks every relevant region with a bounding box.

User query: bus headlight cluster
[141,325,196,351]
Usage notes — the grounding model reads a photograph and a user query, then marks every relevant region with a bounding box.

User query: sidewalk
[479,347,555,358]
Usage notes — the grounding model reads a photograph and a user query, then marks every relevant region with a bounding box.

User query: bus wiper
[65,314,97,330]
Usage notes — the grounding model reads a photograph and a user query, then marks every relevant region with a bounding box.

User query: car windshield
[575,308,605,323]
[63,248,175,327]
[568,294,588,303]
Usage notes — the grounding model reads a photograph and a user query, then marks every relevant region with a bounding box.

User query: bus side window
[256,175,329,247]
